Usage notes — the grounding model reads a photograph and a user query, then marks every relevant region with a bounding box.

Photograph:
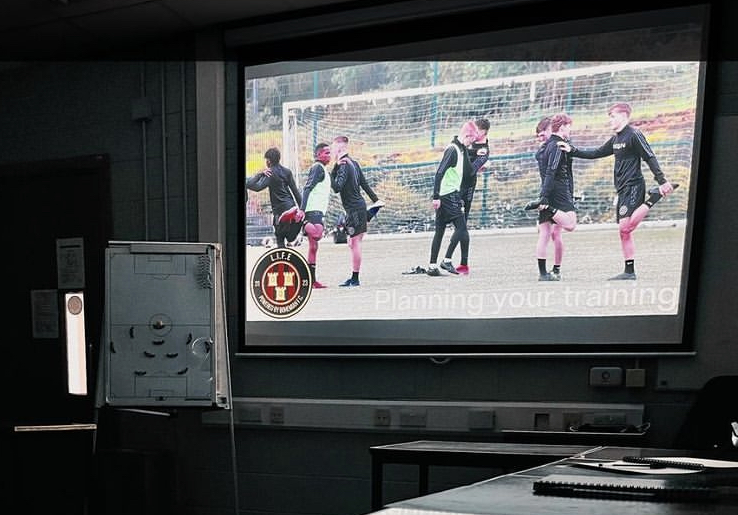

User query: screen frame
[234,2,712,358]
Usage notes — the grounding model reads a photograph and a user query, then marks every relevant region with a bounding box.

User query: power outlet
[239,406,263,423]
[269,405,285,424]
[626,368,647,387]
[589,367,623,387]
[593,412,627,426]
[534,412,550,431]
[399,409,427,427]
[468,409,495,430]
[373,408,391,427]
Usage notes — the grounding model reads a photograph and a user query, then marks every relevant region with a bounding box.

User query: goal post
[277,61,699,234]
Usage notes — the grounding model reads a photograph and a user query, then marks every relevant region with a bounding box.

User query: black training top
[245,164,302,216]
[539,134,574,204]
[535,139,548,179]
[461,138,489,188]
[571,124,665,192]
[330,155,378,211]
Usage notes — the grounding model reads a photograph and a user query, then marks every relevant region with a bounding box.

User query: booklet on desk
[533,473,716,501]
[572,456,738,475]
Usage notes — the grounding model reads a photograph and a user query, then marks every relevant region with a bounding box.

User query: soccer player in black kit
[527,113,579,280]
[297,142,332,289]
[558,103,678,280]
[464,118,492,219]
[330,135,382,287]
[533,116,564,280]
[442,117,490,275]
[427,121,478,276]
[245,147,303,248]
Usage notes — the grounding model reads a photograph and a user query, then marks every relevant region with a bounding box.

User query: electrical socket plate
[589,367,623,387]
[626,368,646,387]
[269,406,285,424]
[399,409,427,427]
[373,408,391,427]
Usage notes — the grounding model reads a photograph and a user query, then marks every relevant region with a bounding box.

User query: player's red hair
[550,113,572,132]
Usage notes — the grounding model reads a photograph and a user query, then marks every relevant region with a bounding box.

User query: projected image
[241,10,707,352]
[246,62,697,312]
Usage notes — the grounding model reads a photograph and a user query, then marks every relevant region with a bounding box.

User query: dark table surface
[371,446,738,515]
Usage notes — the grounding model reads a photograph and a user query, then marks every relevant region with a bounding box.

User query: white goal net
[250,61,700,236]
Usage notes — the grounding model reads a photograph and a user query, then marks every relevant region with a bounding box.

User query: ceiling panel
[159,0,350,26]
[69,2,191,40]
[0,0,359,58]
[0,0,62,31]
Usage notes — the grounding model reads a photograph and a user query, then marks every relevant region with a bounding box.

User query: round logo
[67,295,83,315]
[250,248,312,318]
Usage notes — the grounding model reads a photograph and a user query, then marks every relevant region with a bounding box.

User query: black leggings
[430,215,468,264]
[445,192,473,264]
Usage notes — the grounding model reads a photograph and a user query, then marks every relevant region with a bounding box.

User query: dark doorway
[0,154,110,514]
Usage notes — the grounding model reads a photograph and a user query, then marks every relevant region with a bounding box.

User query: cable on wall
[181,61,190,241]
[140,62,150,240]
[161,62,170,240]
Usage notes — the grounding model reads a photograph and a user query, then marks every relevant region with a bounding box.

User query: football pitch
[245,221,687,322]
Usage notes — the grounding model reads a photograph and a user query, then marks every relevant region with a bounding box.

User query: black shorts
[615,180,646,221]
[547,183,576,213]
[435,191,464,226]
[344,208,368,236]
[538,209,555,224]
[304,211,324,226]
[274,221,302,243]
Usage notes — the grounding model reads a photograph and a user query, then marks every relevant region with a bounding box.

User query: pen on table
[606,458,706,471]
[609,462,670,469]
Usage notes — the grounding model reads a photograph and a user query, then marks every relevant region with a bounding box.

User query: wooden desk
[367,446,738,515]
[369,440,598,510]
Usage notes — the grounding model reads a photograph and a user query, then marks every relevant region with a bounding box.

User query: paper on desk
[573,457,738,475]
[573,461,700,474]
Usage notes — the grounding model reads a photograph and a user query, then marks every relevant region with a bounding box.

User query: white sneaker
[367,200,385,221]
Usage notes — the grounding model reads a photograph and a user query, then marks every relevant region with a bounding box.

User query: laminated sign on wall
[97,241,231,409]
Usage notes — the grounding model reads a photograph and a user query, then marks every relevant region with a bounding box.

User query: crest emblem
[250,248,312,318]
